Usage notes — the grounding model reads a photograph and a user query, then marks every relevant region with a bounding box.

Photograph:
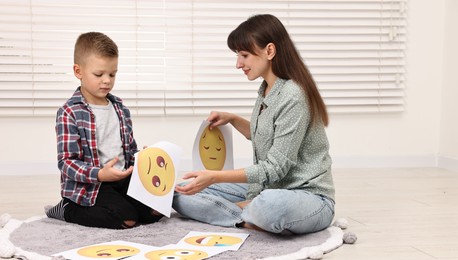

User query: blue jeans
[172,183,335,234]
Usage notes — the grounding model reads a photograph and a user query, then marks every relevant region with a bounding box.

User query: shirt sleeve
[56,108,100,184]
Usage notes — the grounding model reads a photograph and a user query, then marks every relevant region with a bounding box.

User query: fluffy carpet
[0,213,356,260]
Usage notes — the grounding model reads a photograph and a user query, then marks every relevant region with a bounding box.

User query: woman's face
[235,46,271,81]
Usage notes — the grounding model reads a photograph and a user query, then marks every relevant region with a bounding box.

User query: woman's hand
[174,171,216,195]
[207,111,251,139]
[207,111,233,129]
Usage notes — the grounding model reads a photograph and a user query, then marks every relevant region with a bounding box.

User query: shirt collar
[70,86,122,105]
[258,78,287,107]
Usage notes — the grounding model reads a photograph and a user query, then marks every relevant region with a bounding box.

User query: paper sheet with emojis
[128,231,249,260]
[53,233,248,260]
[178,231,249,252]
[128,243,215,260]
[192,120,234,171]
[53,240,158,259]
[127,141,182,218]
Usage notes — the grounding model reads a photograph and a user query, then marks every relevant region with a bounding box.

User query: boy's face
[73,54,118,105]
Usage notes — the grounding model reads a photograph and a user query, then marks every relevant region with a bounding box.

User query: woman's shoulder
[281,79,303,94]
[278,79,306,103]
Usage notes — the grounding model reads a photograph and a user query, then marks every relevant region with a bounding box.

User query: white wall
[328,0,446,168]
[438,0,458,171]
[0,1,456,175]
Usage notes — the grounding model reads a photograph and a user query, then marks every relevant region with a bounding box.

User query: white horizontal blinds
[190,0,407,114]
[0,0,407,116]
[0,0,168,116]
[0,1,35,116]
[291,0,408,113]
[188,2,263,115]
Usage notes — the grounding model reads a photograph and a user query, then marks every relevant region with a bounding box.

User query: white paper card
[178,231,249,251]
[192,120,233,171]
[127,141,182,217]
[52,240,157,260]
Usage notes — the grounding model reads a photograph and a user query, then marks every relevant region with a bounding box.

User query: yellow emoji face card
[198,125,226,170]
[178,231,249,252]
[127,141,182,218]
[77,244,139,258]
[193,120,233,171]
[144,248,208,260]
[137,147,175,196]
[53,240,158,260]
[140,243,227,260]
[184,234,242,247]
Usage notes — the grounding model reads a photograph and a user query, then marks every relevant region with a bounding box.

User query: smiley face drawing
[184,235,242,247]
[144,249,208,260]
[137,147,175,196]
[77,244,140,258]
[199,126,226,170]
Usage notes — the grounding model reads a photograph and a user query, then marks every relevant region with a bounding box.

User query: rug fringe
[257,225,345,260]
[0,213,53,260]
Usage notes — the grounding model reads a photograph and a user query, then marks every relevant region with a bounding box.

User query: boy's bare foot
[151,209,163,216]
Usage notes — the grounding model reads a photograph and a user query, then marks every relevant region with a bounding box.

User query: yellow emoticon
[77,244,139,258]
[144,248,208,260]
[184,234,242,247]
[199,126,226,170]
[137,147,175,196]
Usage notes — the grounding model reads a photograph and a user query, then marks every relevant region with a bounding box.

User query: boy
[45,32,162,229]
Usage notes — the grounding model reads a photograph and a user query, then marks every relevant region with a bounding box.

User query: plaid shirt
[56,87,138,206]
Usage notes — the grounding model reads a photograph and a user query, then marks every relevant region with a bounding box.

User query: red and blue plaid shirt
[56,87,138,206]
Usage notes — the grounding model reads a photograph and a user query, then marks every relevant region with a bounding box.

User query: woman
[173,14,335,235]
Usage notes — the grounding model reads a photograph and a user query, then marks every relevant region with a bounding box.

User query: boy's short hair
[74,32,118,64]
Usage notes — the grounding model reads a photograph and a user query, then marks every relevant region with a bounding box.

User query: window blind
[0,0,407,116]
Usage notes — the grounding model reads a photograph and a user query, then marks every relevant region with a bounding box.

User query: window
[0,0,407,116]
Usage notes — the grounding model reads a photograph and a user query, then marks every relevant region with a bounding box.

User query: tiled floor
[1,167,458,259]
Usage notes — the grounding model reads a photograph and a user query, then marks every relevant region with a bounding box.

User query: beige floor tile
[1,167,458,259]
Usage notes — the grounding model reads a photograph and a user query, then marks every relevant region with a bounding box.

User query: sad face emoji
[199,126,226,170]
[137,147,175,196]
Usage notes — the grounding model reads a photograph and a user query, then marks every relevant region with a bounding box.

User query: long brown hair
[227,14,328,127]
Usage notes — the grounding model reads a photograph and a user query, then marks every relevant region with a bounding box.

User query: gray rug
[3,213,352,260]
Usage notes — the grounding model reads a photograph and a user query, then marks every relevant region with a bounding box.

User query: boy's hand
[97,157,133,182]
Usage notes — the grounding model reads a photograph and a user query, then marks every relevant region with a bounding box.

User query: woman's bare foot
[235,200,252,209]
[239,221,265,232]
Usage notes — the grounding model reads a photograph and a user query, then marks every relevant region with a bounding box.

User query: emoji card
[128,243,220,260]
[178,231,249,251]
[52,240,158,260]
[192,120,233,171]
[127,141,182,217]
